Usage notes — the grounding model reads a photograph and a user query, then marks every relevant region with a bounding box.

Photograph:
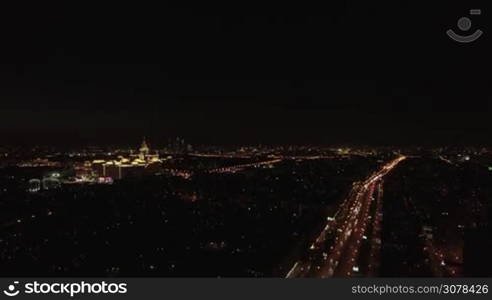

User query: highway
[206,155,339,174]
[208,159,283,174]
[286,156,406,278]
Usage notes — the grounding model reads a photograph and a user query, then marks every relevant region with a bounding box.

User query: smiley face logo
[447,9,483,43]
[3,281,20,297]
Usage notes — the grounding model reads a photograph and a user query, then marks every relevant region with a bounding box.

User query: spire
[141,136,148,149]
[139,136,150,155]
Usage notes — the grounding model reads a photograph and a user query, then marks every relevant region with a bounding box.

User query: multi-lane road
[286,156,406,278]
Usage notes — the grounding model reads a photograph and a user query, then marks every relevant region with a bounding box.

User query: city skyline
[1,139,490,277]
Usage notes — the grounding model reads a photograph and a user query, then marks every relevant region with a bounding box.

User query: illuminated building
[130,137,161,162]
[42,177,61,190]
[91,138,163,180]
[28,179,41,193]
[74,161,93,179]
[18,158,61,167]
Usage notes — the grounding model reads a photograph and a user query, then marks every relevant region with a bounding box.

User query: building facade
[92,138,163,180]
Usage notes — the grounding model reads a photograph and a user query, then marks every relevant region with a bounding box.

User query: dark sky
[0,1,490,146]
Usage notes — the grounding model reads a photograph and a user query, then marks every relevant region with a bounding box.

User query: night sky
[0,1,490,146]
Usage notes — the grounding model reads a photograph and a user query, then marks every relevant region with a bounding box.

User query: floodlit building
[92,138,162,180]
[28,179,41,193]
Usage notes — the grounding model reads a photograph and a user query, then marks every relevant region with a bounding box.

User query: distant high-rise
[168,137,188,154]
